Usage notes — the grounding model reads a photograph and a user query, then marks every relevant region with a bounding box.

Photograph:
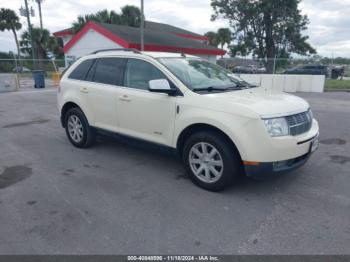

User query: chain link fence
[0,59,66,91]
[1,57,349,92]
[217,57,350,79]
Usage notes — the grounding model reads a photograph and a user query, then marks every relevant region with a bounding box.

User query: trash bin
[331,68,344,79]
[32,70,45,88]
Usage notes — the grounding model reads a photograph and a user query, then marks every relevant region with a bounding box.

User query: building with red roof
[53,21,225,65]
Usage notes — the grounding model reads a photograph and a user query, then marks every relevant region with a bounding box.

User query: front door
[117,58,177,146]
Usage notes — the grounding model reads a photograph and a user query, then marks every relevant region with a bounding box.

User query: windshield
[158,57,255,91]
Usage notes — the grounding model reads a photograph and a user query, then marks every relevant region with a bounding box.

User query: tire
[182,131,242,192]
[64,107,96,148]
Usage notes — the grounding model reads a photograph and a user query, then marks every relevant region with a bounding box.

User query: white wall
[64,29,218,66]
[238,74,325,93]
[66,29,123,63]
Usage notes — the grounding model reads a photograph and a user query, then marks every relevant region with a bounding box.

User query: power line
[140,0,144,51]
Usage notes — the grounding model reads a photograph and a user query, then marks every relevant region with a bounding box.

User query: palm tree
[204,31,219,47]
[72,14,96,33]
[48,37,64,59]
[72,6,142,33]
[217,28,232,50]
[20,27,60,69]
[95,9,121,24]
[0,8,22,63]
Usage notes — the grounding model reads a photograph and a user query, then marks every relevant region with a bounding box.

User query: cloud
[301,0,350,56]
[0,0,349,57]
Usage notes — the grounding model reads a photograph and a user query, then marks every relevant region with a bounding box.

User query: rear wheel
[183,131,242,191]
[65,108,96,148]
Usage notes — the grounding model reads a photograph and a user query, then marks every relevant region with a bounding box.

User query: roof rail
[91,48,141,54]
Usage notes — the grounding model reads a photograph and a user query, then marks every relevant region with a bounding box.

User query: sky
[0,0,349,57]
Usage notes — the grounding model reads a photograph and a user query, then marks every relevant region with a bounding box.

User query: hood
[206,87,310,118]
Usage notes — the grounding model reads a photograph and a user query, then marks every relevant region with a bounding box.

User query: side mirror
[149,79,174,94]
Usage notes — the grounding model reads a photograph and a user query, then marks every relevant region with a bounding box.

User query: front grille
[285,110,312,136]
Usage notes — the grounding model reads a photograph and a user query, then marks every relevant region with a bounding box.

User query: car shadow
[94,132,302,195]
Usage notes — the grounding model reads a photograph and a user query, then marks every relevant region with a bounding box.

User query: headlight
[264,117,289,137]
[308,109,314,121]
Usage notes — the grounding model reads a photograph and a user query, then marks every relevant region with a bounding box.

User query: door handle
[119,95,131,102]
[80,87,89,93]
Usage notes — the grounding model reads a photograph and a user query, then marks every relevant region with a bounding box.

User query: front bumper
[244,133,319,178]
[244,153,310,178]
[236,119,319,162]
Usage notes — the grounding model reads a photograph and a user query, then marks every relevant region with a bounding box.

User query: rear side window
[124,59,166,90]
[93,58,125,85]
[68,59,94,80]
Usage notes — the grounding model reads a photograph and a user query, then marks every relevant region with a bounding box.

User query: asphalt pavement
[0,89,349,254]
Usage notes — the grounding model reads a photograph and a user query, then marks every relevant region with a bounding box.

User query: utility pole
[20,0,36,68]
[273,55,277,75]
[35,0,44,30]
[140,0,144,51]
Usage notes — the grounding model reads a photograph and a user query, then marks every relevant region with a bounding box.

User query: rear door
[83,57,126,132]
[64,58,95,121]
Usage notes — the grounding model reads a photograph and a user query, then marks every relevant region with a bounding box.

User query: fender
[59,92,95,127]
[172,106,252,160]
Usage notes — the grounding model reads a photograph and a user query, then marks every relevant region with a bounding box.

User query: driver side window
[124,59,166,90]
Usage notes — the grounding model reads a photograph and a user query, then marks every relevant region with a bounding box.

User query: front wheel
[182,131,242,192]
[65,108,96,148]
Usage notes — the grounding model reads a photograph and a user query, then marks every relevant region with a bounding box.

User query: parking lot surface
[0,89,349,254]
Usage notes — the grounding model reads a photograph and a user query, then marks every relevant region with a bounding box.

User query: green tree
[0,51,13,72]
[211,0,316,73]
[72,5,142,33]
[0,8,22,63]
[72,10,121,33]
[120,5,141,27]
[217,28,232,49]
[20,27,63,68]
[204,31,219,47]
[47,37,64,59]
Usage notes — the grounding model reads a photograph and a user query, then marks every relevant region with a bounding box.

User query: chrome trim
[297,133,319,145]
[286,110,313,136]
[261,108,310,119]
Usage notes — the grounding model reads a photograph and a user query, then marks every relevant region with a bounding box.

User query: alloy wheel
[188,142,224,183]
[67,115,84,143]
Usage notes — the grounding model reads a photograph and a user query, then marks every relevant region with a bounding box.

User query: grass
[325,79,350,90]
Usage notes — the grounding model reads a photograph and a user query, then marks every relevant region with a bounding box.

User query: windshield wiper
[235,82,258,88]
[193,86,229,92]
[193,83,254,92]
[235,83,248,88]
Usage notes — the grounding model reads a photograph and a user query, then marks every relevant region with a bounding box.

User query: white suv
[58,49,319,191]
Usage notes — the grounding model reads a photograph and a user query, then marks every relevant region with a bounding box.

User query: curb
[324,89,350,92]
